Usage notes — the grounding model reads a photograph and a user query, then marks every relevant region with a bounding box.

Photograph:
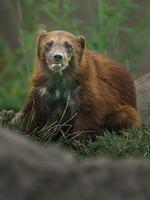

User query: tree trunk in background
[0,0,22,48]
[73,0,98,27]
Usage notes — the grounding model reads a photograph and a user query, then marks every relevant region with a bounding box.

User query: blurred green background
[0,0,150,111]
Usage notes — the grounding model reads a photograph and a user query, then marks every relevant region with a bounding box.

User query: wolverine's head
[37,30,85,73]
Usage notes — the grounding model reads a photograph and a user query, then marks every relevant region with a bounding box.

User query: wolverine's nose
[53,54,63,62]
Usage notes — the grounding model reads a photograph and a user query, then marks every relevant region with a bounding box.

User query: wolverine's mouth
[48,61,69,73]
[49,63,62,70]
[51,63,62,69]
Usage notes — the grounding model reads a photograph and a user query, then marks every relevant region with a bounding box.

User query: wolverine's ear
[78,36,86,49]
[37,31,47,58]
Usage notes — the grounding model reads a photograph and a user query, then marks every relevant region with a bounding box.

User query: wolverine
[21,30,140,140]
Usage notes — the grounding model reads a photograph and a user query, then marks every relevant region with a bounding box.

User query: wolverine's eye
[45,41,53,50]
[64,42,72,52]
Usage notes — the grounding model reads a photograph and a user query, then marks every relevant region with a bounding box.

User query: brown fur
[22,30,140,140]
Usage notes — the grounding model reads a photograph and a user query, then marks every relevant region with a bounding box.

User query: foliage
[87,0,149,71]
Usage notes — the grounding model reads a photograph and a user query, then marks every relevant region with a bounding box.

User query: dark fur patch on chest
[40,75,80,123]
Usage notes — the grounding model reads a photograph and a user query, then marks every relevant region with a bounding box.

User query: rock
[0,127,149,200]
[135,72,150,125]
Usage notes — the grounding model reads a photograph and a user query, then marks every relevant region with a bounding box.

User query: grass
[16,125,150,160]
[74,127,150,159]
[0,110,150,160]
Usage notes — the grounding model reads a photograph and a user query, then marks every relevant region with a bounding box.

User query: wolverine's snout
[53,53,64,62]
